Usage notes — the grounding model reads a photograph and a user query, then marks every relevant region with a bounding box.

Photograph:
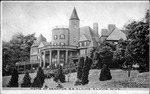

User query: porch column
[65,50,68,65]
[49,50,52,68]
[40,51,42,67]
[70,51,73,64]
[43,51,46,68]
[57,50,60,65]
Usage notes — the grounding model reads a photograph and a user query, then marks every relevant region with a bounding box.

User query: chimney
[108,24,115,34]
[93,23,98,35]
[101,29,109,36]
[100,29,109,42]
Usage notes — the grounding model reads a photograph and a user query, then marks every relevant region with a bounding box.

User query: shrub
[21,71,32,87]
[53,65,66,83]
[77,57,84,80]
[7,68,19,87]
[31,77,42,88]
[81,56,92,85]
[31,67,45,87]
[99,64,112,81]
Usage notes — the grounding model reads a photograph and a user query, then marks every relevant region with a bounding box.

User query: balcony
[41,45,78,50]
[52,25,69,30]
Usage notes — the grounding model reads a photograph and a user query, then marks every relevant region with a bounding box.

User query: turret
[69,8,80,46]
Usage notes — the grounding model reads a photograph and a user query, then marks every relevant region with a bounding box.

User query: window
[84,41,87,46]
[60,42,65,45]
[53,43,57,45]
[73,37,76,42]
[60,34,65,39]
[74,24,76,28]
[54,35,58,40]
[79,42,82,47]
[114,42,118,44]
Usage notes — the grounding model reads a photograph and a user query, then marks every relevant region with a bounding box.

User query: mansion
[16,8,126,70]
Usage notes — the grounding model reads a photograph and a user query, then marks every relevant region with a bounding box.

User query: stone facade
[29,8,100,69]
[27,8,126,70]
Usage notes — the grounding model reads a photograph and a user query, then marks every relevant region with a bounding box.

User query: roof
[70,8,80,20]
[79,34,91,42]
[121,30,128,35]
[106,27,127,41]
[80,26,99,47]
[31,34,47,47]
[43,42,50,46]
[38,41,50,48]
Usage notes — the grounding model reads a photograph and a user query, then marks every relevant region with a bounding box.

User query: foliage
[93,42,114,68]
[113,39,129,68]
[99,64,112,81]
[7,69,19,87]
[124,10,149,72]
[81,56,92,85]
[103,42,117,51]
[21,71,32,87]
[2,32,36,76]
[31,67,45,87]
[98,46,113,68]
[77,57,84,80]
[54,65,66,83]
[31,77,42,88]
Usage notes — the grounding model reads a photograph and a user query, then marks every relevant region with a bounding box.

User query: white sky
[1,1,149,42]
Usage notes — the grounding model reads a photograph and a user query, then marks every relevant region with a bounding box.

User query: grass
[2,69,149,89]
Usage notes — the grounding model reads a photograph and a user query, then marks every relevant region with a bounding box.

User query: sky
[1,1,149,42]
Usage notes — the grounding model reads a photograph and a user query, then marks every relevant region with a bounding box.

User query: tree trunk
[128,65,131,77]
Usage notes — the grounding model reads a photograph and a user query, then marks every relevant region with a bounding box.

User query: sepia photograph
[1,1,149,94]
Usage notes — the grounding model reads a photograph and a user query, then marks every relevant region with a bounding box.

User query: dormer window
[84,41,87,46]
[79,42,82,47]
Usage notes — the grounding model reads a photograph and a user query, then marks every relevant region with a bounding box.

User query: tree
[113,39,129,68]
[2,43,15,76]
[99,46,113,68]
[124,10,149,72]
[21,71,32,87]
[2,32,36,76]
[7,69,19,87]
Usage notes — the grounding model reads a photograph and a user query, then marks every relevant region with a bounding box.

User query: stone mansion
[16,8,126,70]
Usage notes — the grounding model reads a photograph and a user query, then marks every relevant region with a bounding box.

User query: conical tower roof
[31,34,47,47]
[70,8,80,20]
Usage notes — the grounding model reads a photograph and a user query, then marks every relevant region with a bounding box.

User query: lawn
[2,69,149,89]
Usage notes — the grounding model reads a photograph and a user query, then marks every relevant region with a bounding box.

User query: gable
[80,26,99,47]
[38,42,45,48]
[79,34,90,42]
[106,28,126,41]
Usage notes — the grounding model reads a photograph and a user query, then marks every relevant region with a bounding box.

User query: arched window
[54,35,58,40]
[60,34,65,39]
